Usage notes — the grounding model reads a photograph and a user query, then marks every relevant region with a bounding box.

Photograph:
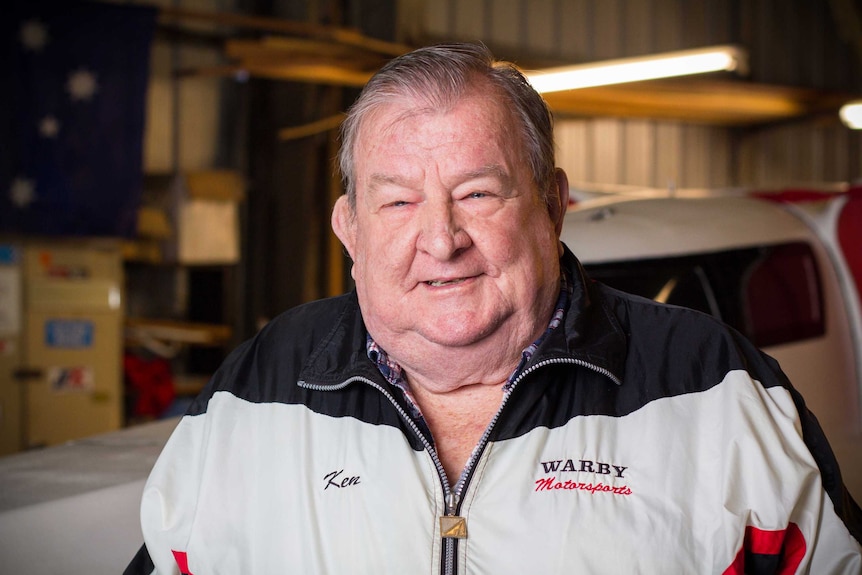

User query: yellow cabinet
[0,241,124,452]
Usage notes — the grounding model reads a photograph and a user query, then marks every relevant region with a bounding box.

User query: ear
[331,195,357,260]
[548,168,570,237]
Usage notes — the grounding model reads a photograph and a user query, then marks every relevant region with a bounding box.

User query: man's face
[333,89,567,357]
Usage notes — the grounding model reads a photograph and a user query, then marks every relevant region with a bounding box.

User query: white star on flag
[67,69,98,101]
[9,177,36,209]
[39,115,60,138]
[3,1,156,236]
[19,20,48,52]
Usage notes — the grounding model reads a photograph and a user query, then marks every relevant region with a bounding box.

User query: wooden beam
[225,38,387,70]
[166,17,856,127]
[177,62,372,87]
[278,114,344,141]
[543,78,853,125]
[158,5,411,56]
[242,63,372,86]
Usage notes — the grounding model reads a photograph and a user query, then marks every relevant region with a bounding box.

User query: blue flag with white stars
[1,0,156,237]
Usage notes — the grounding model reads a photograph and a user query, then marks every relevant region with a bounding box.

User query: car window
[743,243,824,347]
[584,242,825,347]
[585,261,719,318]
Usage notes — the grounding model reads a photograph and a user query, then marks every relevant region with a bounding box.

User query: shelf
[125,317,232,347]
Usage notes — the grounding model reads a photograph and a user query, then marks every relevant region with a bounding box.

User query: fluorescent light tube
[840,101,862,129]
[525,45,748,93]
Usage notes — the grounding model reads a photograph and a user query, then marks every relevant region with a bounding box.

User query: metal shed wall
[399,0,862,190]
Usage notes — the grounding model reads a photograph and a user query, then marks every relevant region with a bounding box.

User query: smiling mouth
[426,278,469,287]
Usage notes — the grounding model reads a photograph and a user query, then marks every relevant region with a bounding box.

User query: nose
[417,199,471,260]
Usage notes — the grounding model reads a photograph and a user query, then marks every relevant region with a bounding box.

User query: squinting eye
[468,192,488,199]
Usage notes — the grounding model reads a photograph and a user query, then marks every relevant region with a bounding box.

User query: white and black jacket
[126,251,862,574]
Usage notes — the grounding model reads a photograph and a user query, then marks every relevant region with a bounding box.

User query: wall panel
[705,0,733,46]
[652,0,682,52]
[399,0,862,191]
[143,42,175,173]
[591,119,624,184]
[593,0,623,59]
[653,123,683,189]
[525,0,557,54]
[707,130,733,188]
[823,125,852,183]
[622,120,655,186]
[489,0,521,48]
[557,0,591,60]
[735,129,762,185]
[682,126,716,188]
[141,4,227,174]
[623,0,654,55]
[556,120,591,184]
[177,46,223,171]
[679,0,710,50]
[452,0,485,39]
[797,0,826,87]
[421,0,449,40]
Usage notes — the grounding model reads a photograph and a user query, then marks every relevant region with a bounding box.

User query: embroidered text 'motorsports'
[534,477,632,495]
[539,458,627,478]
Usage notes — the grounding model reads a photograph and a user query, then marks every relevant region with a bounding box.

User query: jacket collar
[298,246,627,388]
[529,246,627,385]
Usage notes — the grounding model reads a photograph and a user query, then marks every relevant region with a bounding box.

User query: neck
[375,322,538,395]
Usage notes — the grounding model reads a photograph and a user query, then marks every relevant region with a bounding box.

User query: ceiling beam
[542,77,852,125]
[156,7,856,126]
[158,6,410,56]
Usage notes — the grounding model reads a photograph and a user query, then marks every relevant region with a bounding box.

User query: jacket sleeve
[724,350,862,574]
[788,383,862,572]
[124,412,210,575]
[792,386,862,540]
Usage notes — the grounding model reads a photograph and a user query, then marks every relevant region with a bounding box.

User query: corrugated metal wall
[398,0,862,190]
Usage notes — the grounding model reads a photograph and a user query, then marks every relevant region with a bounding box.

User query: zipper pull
[445,491,459,515]
[440,491,467,539]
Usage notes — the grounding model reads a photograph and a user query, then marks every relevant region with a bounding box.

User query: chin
[419,315,502,348]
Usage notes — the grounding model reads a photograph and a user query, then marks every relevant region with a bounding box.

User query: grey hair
[337,42,556,211]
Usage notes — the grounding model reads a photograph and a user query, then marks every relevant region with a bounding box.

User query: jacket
[126,250,862,574]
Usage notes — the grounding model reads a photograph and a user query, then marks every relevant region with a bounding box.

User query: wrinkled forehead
[379,72,517,124]
[353,88,521,169]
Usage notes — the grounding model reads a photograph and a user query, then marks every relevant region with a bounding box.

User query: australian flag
[1,0,157,237]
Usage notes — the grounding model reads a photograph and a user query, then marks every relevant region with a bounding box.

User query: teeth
[427,278,466,287]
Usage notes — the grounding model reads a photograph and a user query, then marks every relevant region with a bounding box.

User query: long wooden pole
[158,6,410,56]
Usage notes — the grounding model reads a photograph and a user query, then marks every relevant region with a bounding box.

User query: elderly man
[127,43,861,574]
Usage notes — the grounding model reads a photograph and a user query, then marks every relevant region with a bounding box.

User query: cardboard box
[169,170,243,265]
[130,170,244,265]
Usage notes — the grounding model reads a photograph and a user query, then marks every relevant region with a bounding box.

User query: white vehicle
[561,187,862,500]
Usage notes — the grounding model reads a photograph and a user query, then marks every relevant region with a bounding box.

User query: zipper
[442,492,459,575]
[440,356,619,575]
[299,356,618,575]
[454,356,620,503]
